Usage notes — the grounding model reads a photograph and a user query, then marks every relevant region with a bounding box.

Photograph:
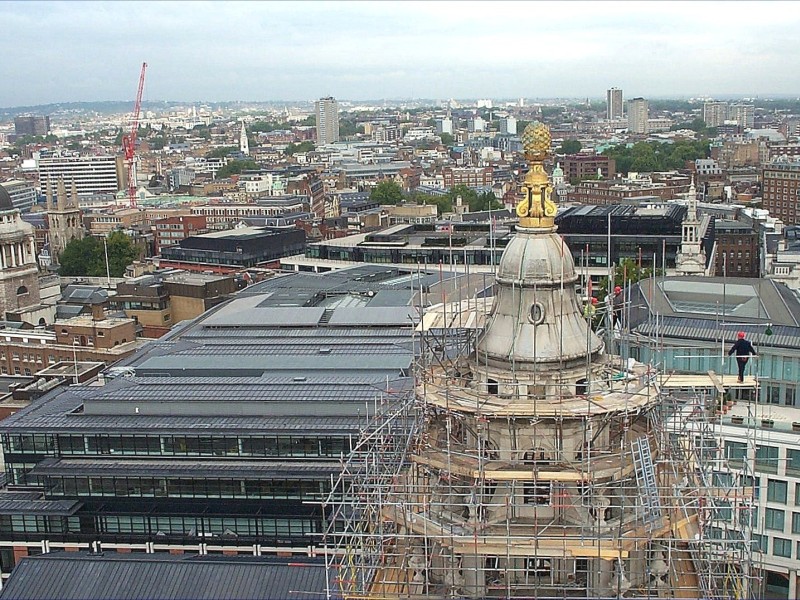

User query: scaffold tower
[323,122,755,599]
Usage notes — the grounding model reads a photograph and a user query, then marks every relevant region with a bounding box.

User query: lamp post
[103,235,111,287]
[72,340,80,384]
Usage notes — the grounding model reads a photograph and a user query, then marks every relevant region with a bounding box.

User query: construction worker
[728,332,757,383]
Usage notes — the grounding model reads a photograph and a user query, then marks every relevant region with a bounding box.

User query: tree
[439,132,454,146]
[215,159,260,179]
[370,180,404,205]
[470,191,503,213]
[284,141,315,155]
[557,139,582,155]
[58,231,139,278]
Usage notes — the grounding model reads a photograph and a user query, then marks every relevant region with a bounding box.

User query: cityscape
[0,1,799,599]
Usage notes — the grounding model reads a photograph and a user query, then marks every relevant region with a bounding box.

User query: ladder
[631,436,662,529]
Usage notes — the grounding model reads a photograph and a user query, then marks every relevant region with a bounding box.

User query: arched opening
[576,378,588,396]
[38,318,46,326]
[16,286,28,296]
[487,378,498,395]
[80,335,87,346]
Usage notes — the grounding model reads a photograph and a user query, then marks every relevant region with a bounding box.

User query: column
[0,245,5,269]
[789,570,797,600]
[10,243,16,267]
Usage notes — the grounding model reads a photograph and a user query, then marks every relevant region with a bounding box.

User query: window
[765,508,785,531]
[773,537,792,558]
[768,479,788,503]
[756,445,779,473]
[752,534,768,553]
[792,513,800,534]
[725,441,746,466]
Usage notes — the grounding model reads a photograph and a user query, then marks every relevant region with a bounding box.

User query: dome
[552,163,564,177]
[496,229,576,287]
[0,185,14,211]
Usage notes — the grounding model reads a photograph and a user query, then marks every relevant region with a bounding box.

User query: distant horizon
[3,93,799,115]
[1,1,799,107]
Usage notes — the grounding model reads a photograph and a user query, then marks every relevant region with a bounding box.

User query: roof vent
[318,348,332,354]
[293,376,307,382]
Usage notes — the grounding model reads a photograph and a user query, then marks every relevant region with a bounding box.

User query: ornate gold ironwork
[516,122,557,228]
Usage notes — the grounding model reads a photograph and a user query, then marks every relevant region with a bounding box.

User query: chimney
[91,303,104,322]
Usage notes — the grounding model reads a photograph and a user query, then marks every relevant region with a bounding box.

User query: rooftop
[0,553,327,600]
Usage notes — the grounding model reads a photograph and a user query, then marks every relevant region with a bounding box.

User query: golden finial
[516,121,557,229]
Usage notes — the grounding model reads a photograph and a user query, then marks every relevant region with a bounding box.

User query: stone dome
[0,185,14,212]
[496,227,577,287]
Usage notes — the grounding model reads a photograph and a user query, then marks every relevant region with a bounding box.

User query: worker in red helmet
[728,332,756,383]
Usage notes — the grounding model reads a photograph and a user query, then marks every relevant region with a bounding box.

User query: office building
[606,87,623,120]
[0,180,36,213]
[624,276,800,598]
[703,101,729,128]
[315,96,339,145]
[499,116,517,135]
[0,265,425,575]
[38,155,124,197]
[762,157,800,225]
[627,97,649,134]
[13,115,50,137]
[158,226,306,273]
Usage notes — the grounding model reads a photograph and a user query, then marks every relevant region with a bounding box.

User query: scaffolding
[323,288,758,599]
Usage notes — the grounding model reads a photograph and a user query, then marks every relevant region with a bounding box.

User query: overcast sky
[2,0,799,107]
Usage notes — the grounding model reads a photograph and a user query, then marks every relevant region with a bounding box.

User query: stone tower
[0,186,40,316]
[675,177,707,276]
[46,177,84,266]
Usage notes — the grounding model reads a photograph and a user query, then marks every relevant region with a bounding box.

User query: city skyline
[1,1,799,107]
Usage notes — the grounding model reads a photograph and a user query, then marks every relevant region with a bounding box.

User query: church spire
[239,121,250,156]
[675,175,706,275]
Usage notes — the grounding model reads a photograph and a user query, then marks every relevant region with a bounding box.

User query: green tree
[557,139,582,155]
[370,180,404,205]
[215,159,260,179]
[439,132,454,146]
[58,232,139,278]
[284,141,315,155]
[446,185,478,211]
[470,191,503,213]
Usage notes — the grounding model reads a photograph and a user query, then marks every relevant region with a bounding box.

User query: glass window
[792,513,800,534]
[787,450,800,475]
[765,508,785,531]
[768,479,788,503]
[752,534,768,553]
[773,537,792,558]
[756,445,779,473]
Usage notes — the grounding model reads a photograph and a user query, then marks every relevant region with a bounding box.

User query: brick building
[762,159,800,225]
[560,155,616,182]
[566,179,690,205]
[713,219,760,277]
[442,167,493,189]
[153,215,208,255]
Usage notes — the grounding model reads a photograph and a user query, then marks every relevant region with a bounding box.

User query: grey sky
[2,0,799,107]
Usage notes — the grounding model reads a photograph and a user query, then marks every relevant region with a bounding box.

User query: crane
[122,62,147,208]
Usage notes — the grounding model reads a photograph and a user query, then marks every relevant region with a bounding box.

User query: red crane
[122,62,147,208]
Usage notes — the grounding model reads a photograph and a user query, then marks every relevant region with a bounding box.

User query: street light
[72,340,80,384]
